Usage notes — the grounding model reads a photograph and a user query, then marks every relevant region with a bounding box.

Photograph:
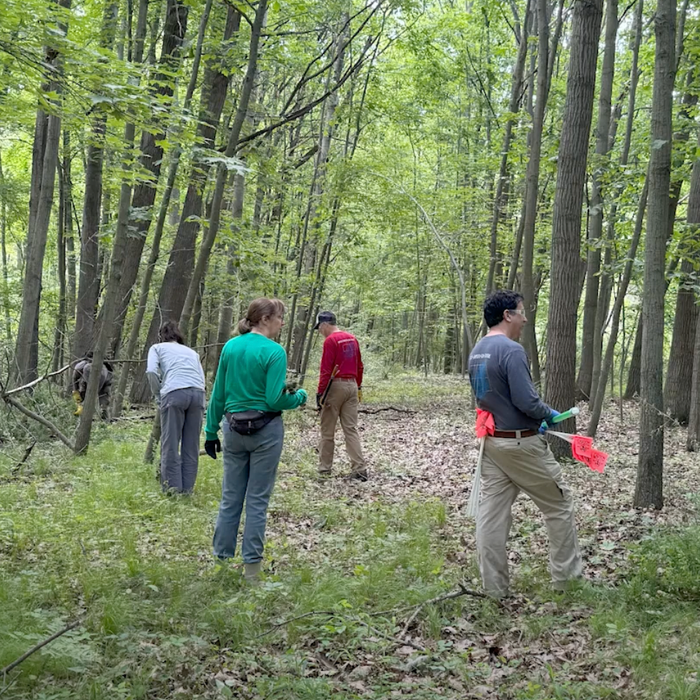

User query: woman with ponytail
[204,298,307,584]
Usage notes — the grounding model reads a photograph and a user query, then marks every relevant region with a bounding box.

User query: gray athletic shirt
[468,334,553,431]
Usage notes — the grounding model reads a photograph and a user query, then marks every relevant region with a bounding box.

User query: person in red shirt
[315,311,367,480]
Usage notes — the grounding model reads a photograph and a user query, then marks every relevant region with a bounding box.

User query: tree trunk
[588,177,649,436]
[665,258,699,424]
[0,149,11,341]
[52,132,70,373]
[635,0,676,510]
[13,0,72,385]
[110,0,214,416]
[577,0,618,400]
[212,172,245,379]
[74,0,149,453]
[520,0,550,385]
[109,0,189,357]
[179,0,268,339]
[685,147,700,449]
[72,1,119,362]
[127,5,240,405]
[545,0,603,451]
[485,0,530,296]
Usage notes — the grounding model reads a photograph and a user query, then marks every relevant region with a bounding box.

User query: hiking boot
[244,561,262,586]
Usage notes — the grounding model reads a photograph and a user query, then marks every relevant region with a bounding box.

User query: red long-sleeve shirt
[318,331,364,394]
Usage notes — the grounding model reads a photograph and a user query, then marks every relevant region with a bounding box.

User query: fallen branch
[359,406,416,415]
[11,441,36,474]
[399,584,493,639]
[4,364,75,396]
[1,619,82,677]
[3,396,75,452]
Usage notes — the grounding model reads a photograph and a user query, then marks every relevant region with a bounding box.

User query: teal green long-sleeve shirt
[205,332,304,440]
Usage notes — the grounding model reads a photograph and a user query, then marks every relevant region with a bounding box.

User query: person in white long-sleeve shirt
[146,321,206,493]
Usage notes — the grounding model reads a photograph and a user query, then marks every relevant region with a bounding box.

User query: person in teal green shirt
[204,297,307,585]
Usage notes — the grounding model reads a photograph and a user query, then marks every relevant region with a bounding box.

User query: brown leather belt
[492,429,538,439]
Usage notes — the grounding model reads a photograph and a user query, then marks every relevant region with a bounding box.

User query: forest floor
[2,375,700,699]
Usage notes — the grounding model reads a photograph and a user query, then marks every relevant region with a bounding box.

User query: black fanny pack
[226,410,281,436]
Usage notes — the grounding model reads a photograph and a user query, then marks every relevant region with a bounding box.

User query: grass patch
[1,375,699,698]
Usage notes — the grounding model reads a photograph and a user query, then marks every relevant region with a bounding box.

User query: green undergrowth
[0,376,699,698]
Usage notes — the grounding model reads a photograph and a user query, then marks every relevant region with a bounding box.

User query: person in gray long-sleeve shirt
[468,290,582,598]
[147,321,206,494]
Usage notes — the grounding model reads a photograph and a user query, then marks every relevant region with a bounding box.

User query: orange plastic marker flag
[571,434,608,472]
[475,409,495,438]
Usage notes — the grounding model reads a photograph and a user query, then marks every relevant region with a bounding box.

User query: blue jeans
[212,416,284,563]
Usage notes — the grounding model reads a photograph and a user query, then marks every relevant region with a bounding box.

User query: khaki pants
[319,379,366,474]
[477,434,582,597]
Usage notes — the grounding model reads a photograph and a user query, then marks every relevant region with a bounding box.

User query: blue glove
[547,409,561,425]
[296,388,308,406]
[539,410,561,434]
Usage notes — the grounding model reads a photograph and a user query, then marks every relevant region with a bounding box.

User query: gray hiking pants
[160,387,205,494]
[477,434,583,597]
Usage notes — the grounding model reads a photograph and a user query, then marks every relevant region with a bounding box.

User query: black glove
[316,393,323,410]
[204,438,222,460]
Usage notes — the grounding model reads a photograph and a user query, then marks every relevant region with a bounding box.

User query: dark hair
[158,321,186,345]
[483,290,524,328]
[238,298,286,335]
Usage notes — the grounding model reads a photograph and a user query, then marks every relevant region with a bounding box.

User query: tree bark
[127,5,241,405]
[577,0,618,400]
[0,149,11,341]
[685,147,700,449]
[72,0,119,362]
[179,0,268,339]
[109,0,189,357]
[110,0,214,416]
[520,0,550,385]
[588,177,648,436]
[485,0,530,297]
[545,0,603,450]
[212,172,245,379]
[74,0,149,453]
[13,0,72,385]
[635,0,676,510]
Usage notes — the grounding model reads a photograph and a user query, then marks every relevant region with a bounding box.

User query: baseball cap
[313,311,337,329]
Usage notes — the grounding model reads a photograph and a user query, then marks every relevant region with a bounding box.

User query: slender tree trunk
[485,0,530,296]
[52,133,69,372]
[212,172,245,379]
[179,0,268,339]
[128,5,240,405]
[545,0,603,451]
[109,0,189,357]
[665,258,699,424]
[0,149,11,341]
[635,0,676,510]
[111,0,214,416]
[520,0,550,384]
[577,0,618,400]
[588,177,649,436]
[72,1,119,362]
[74,0,149,453]
[13,0,72,384]
[590,0,643,405]
[687,149,700,449]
